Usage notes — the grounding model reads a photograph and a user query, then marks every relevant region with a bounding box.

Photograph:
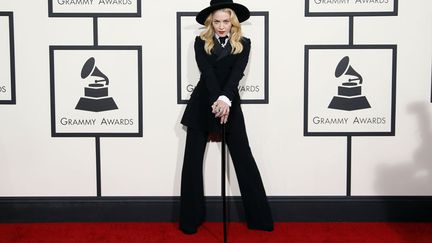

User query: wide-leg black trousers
[179,125,274,231]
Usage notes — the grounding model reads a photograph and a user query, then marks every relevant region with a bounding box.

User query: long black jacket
[181,36,251,134]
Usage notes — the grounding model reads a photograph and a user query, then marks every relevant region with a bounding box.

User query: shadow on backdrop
[375,102,432,195]
[374,101,432,241]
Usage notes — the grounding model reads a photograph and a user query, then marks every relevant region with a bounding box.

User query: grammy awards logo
[75,57,118,112]
[328,56,371,111]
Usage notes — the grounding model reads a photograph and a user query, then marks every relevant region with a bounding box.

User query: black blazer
[181,36,251,133]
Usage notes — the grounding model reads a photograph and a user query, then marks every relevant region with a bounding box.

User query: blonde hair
[199,8,244,55]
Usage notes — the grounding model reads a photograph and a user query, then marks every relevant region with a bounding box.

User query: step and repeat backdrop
[0,0,431,197]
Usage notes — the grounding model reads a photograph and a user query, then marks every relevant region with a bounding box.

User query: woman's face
[212,10,232,37]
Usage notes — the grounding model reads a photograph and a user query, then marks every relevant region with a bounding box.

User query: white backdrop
[0,0,431,197]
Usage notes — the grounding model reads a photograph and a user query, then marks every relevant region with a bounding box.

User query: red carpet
[1,222,431,243]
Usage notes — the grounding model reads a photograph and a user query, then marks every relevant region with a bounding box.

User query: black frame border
[48,0,142,18]
[49,45,143,138]
[305,0,398,17]
[304,44,397,137]
[0,12,16,105]
[176,11,269,105]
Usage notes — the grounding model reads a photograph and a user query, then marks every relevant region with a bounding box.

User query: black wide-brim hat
[196,0,250,25]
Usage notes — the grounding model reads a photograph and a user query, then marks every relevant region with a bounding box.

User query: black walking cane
[221,123,227,243]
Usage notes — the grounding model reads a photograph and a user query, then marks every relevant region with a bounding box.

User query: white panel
[308,0,395,13]
[307,48,394,133]
[0,0,431,197]
[352,0,432,195]
[0,2,96,196]
[51,0,139,14]
[52,49,140,134]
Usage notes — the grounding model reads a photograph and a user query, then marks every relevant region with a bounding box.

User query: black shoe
[248,224,274,232]
[180,226,198,235]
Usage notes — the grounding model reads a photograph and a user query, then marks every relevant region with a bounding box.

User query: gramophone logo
[75,57,118,112]
[328,56,371,111]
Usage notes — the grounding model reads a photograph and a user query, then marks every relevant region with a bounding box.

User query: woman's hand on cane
[212,100,230,124]
[220,114,229,124]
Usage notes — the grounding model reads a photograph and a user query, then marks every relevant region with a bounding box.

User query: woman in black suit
[179,0,274,234]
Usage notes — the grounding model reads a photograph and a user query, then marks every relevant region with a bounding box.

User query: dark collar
[213,36,232,61]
